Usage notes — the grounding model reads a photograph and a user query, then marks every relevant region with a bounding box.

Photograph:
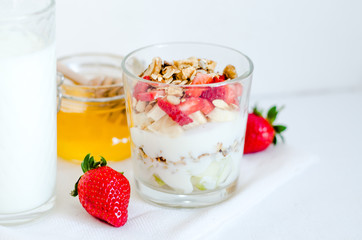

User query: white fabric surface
[0,145,317,240]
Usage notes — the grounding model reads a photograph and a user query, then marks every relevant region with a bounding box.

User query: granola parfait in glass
[122,43,253,207]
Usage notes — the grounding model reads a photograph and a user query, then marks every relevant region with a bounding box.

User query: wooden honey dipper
[57,62,123,98]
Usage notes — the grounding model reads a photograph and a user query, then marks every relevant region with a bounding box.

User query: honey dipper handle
[57,62,89,85]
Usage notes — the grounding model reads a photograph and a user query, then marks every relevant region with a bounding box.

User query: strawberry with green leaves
[71,154,130,227]
[244,106,287,154]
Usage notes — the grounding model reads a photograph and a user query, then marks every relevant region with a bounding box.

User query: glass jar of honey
[57,53,130,162]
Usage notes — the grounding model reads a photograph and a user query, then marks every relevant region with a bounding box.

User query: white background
[55,1,362,239]
[56,0,362,97]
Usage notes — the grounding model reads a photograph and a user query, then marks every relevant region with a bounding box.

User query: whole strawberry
[244,106,287,154]
[71,154,130,227]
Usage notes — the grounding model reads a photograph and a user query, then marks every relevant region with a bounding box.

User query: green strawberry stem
[253,105,287,145]
[71,154,107,197]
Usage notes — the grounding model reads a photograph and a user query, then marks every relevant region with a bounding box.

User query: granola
[140,57,237,84]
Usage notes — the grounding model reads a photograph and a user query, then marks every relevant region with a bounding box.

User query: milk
[0,29,56,213]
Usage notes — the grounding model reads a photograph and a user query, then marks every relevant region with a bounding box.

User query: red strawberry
[223,85,238,105]
[136,90,165,101]
[186,73,213,97]
[244,106,287,154]
[71,154,130,227]
[200,99,214,115]
[178,97,205,115]
[134,81,149,99]
[157,98,193,126]
[199,86,225,101]
[192,72,213,85]
[213,75,226,83]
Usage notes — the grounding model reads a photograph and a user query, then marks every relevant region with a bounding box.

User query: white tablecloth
[0,144,317,240]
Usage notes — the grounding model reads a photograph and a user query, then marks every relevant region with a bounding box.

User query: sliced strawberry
[186,73,214,97]
[133,82,149,99]
[191,72,213,85]
[157,99,193,126]
[178,97,205,115]
[185,87,207,98]
[223,85,238,105]
[199,86,225,102]
[213,75,226,83]
[136,90,165,102]
[234,83,243,96]
[200,99,214,115]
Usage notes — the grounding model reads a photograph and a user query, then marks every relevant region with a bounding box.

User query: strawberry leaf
[267,106,278,124]
[71,176,81,197]
[252,105,263,116]
[273,125,287,133]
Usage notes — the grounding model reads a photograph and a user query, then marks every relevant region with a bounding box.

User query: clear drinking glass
[0,0,56,224]
[122,43,253,207]
[57,54,130,162]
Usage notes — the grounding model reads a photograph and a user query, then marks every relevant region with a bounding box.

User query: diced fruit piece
[185,86,207,98]
[133,112,153,129]
[133,81,149,99]
[153,174,166,186]
[223,85,238,105]
[146,104,166,121]
[234,83,243,96]
[136,90,165,101]
[148,115,184,137]
[186,73,213,97]
[213,75,226,83]
[207,107,238,122]
[182,111,207,130]
[178,97,205,115]
[143,76,150,80]
[200,99,214,115]
[191,72,213,85]
[157,99,193,126]
[200,86,225,102]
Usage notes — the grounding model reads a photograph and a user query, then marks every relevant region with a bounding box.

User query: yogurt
[0,29,56,213]
[131,116,247,193]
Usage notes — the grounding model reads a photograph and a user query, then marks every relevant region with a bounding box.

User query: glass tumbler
[57,54,131,163]
[0,0,56,224]
[122,43,253,207]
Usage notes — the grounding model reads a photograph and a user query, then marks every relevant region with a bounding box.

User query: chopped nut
[198,58,207,69]
[166,95,181,105]
[156,156,166,162]
[162,66,176,79]
[143,57,162,76]
[223,64,237,79]
[180,80,188,85]
[167,86,183,97]
[181,66,196,80]
[206,60,217,72]
[172,80,182,85]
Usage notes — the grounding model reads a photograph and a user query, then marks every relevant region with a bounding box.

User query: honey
[57,54,130,162]
[57,97,130,162]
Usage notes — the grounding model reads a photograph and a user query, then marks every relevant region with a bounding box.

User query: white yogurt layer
[131,115,247,193]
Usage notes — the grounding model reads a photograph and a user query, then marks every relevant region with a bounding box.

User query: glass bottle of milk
[0,0,56,224]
